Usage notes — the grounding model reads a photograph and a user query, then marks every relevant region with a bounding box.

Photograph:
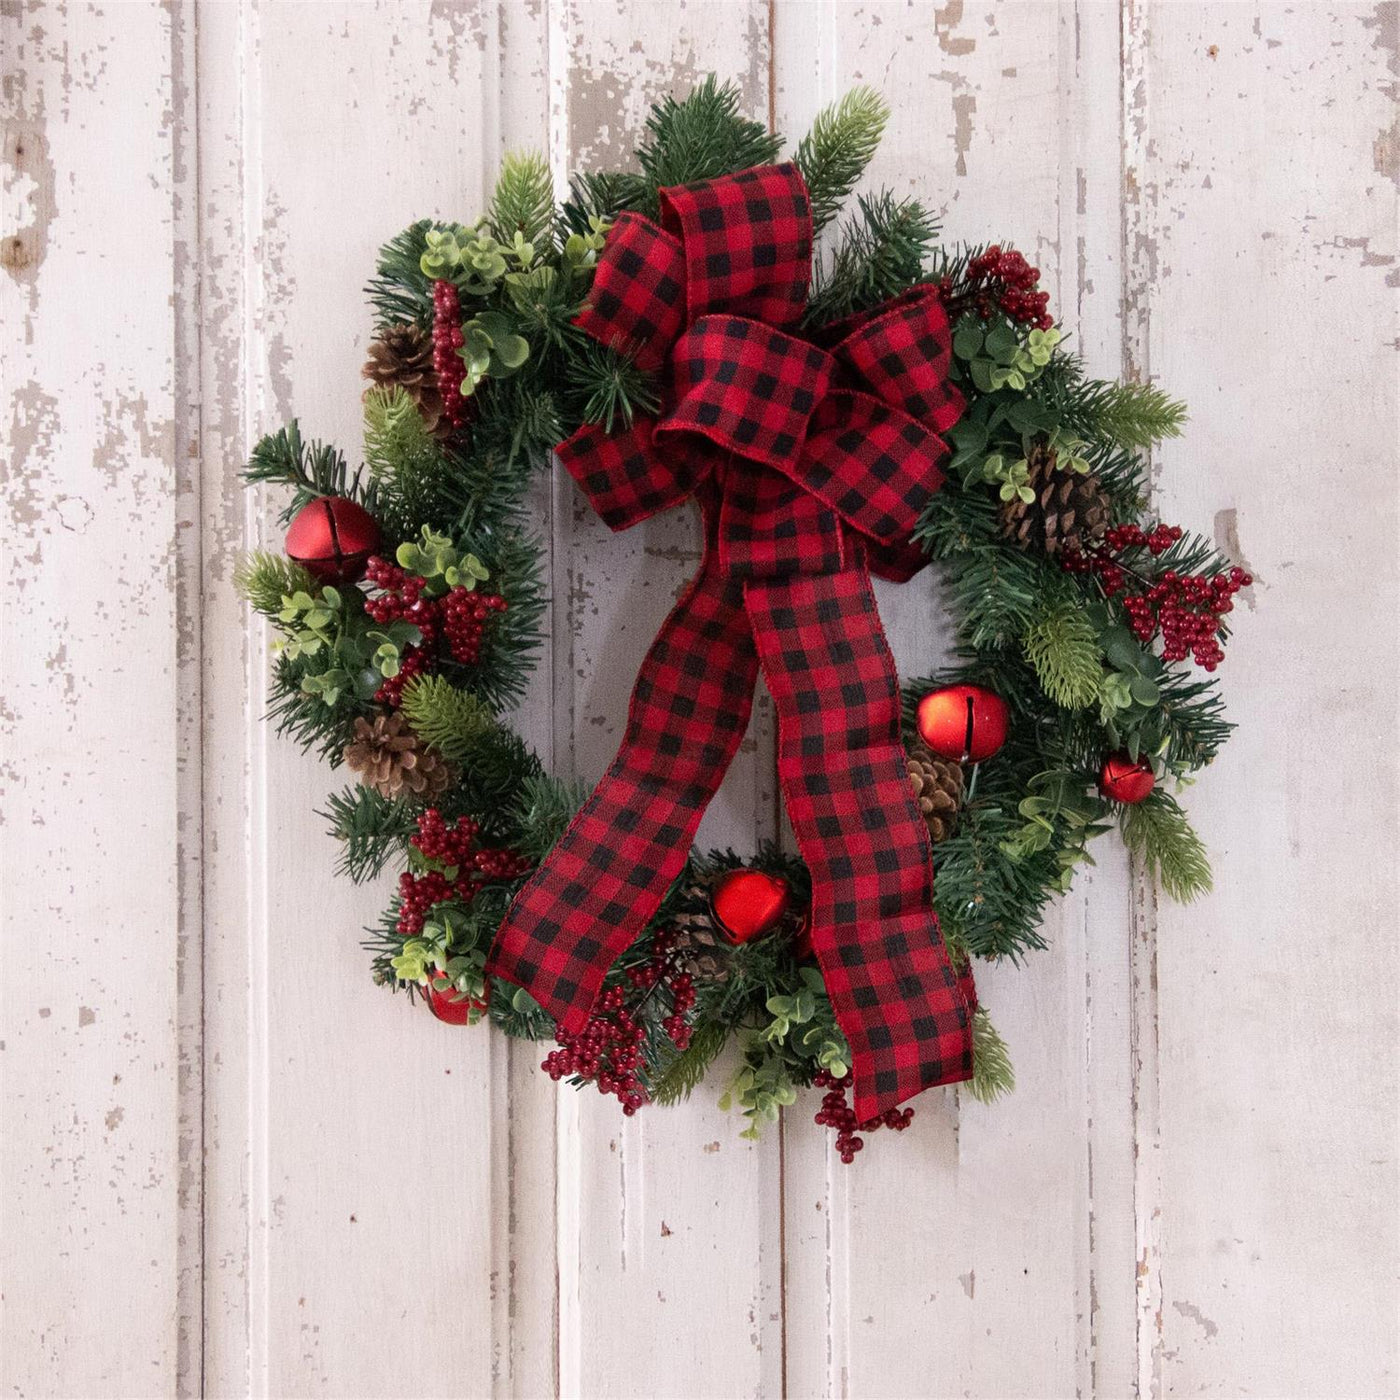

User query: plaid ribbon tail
[744,562,975,1120]
[485,553,761,1034]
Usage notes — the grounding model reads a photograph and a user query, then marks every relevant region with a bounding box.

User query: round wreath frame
[237,79,1244,1159]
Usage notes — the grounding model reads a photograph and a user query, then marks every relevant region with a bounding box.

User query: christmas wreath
[238,79,1247,1161]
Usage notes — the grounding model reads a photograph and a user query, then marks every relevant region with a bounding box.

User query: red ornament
[425,976,478,1025]
[285,496,381,584]
[1099,752,1156,804]
[916,685,1009,762]
[710,869,791,944]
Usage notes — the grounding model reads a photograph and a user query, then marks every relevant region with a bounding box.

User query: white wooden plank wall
[2,2,1395,1397]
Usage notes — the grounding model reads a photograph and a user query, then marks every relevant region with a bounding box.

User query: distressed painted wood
[1,2,1395,1397]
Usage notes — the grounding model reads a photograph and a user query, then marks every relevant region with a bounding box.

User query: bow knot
[562,162,962,581]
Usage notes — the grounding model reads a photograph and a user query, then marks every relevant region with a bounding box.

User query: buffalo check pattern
[491,163,976,1115]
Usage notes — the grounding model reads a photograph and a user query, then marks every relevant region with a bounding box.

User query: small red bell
[1098,752,1156,804]
[425,977,478,1025]
[710,869,791,944]
[285,495,381,584]
[916,684,1009,762]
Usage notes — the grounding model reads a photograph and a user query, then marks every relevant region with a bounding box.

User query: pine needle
[234,551,316,616]
[1023,603,1104,709]
[633,75,784,214]
[1120,790,1214,902]
[794,86,889,233]
[649,1022,729,1106]
[399,676,496,760]
[966,1007,1015,1104]
[489,149,557,245]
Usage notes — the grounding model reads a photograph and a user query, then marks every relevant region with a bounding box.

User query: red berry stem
[813,1069,915,1164]
[938,244,1053,330]
[432,280,472,431]
[1062,523,1252,673]
[396,809,530,935]
[540,930,697,1115]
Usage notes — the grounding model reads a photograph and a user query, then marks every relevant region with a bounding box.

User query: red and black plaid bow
[488,163,977,1118]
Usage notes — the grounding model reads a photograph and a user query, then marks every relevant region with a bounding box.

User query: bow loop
[575,213,687,372]
[660,315,834,472]
[658,164,812,327]
[833,286,964,433]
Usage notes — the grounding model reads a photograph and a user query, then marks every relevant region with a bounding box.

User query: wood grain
[1,2,1395,1396]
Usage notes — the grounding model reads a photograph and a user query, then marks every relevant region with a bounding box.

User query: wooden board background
[3,2,1396,1396]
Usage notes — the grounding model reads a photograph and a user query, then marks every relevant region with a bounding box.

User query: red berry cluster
[813,1070,915,1164]
[432,280,472,431]
[1063,523,1252,672]
[363,555,507,704]
[940,244,1052,329]
[442,586,506,664]
[539,931,696,1114]
[541,986,649,1113]
[395,810,530,935]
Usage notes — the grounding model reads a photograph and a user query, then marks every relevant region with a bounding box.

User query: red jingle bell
[916,684,1009,763]
[426,976,477,1025]
[710,869,791,945]
[285,495,381,584]
[1099,752,1156,804]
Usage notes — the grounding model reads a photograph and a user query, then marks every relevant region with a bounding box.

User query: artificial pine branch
[1023,602,1104,709]
[561,170,644,235]
[648,1021,729,1105]
[805,191,938,327]
[399,675,495,758]
[568,342,662,433]
[362,386,458,541]
[366,219,437,328]
[966,1007,1015,1103]
[234,551,317,616]
[243,422,379,524]
[1055,372,1187,451]
[793,86,889,233]
[320,784,418,883]
[510,771,587,862]
[1120,790,1213,902]
[632,75,784,216]
[489,149,557,246]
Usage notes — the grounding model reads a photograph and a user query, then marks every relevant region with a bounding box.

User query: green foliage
[366,220,436,327]
[569,341,661,433]
[489,149,557,246]
[398,675,495,759]
[395,526,490,596]
[234,551,316,617]
[967,1007,1015,1104]
[793,85,889,233]
[1024,603,1104,709]
[243,421,379,523]
[805,191,939,327]
[649,1021,729,1106]
[1052,370,1187,451]
[509,771,587,863]
[361,386,460,542]
[719,1042,799,1140]
[632,75,784,215]
[1120,790,1213,902]
[320,784,418,883]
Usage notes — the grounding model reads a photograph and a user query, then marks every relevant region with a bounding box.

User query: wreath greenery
[236,78,1245,1159]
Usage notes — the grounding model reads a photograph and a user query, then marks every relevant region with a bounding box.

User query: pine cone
[906,738,964,844]
[343,712,453,800]
[999,440,1110,556]
[669,901,732,984]
[362,323,448,439]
